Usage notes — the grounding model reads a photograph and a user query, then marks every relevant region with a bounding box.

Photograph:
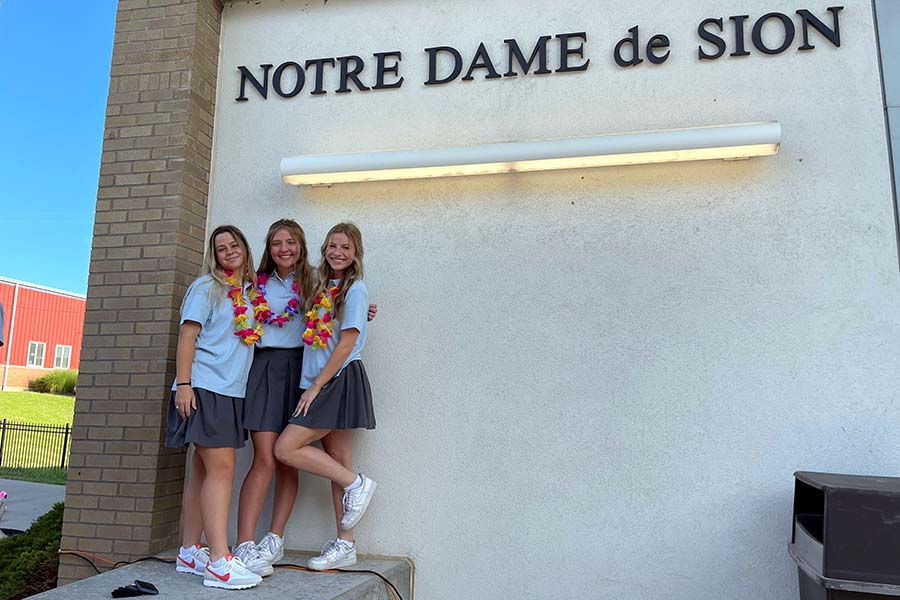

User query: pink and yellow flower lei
[224,271,267,345]
[302,285,340,349]
[256,272,301,328]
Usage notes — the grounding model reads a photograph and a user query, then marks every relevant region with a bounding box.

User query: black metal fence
[0,420,71,469]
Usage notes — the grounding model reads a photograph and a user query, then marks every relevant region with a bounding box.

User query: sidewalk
[0,477,66,533]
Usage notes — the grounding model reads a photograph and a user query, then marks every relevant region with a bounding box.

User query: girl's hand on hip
[175,386,197,420]
[294,386,321,418]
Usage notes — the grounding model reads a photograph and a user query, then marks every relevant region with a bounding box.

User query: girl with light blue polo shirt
[165,224,263,591]
[275,222,377,571]
[233,219,381,576]
[232,219,314,574]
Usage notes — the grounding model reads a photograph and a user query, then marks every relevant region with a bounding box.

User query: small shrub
[29,370,77,395]
[0,502,63,600]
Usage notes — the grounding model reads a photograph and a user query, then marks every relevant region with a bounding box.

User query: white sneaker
[308,539,357,570]
[203,554,263,590]
[175,544,209,576]
[258,532,284,565]
[341,474,377,531]
[232,540,274,577]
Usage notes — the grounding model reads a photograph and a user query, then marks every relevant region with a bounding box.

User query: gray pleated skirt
[165,388,247,449]
[244,346,303,433]
[288,360,376,430]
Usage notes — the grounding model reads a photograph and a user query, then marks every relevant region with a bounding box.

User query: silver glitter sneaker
[308,538,357,570]
[232,540,274,577]
[340,474,377,530]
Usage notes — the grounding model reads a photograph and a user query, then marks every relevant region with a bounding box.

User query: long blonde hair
[307,223,364,321]
[257,219,315,303]
[201,224,257,290]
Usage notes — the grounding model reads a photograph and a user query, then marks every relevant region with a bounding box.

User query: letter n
[236,64,273,102]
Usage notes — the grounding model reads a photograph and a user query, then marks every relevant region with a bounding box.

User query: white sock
[180,546,195,557]
[344,474,362,491]
[209,556,227,567]
[337,538,355,547]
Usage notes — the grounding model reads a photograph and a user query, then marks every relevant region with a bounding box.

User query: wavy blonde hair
[257,219,315,303]
[201,224,257,291]
[307,222,364,321]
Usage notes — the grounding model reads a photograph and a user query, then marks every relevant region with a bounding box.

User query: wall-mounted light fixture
[280,121,781,185]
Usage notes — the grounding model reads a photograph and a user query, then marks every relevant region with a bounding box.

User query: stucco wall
[208,1,900,597]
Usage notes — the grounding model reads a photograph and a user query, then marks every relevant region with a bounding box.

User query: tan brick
[69,468,102,481]
[78,537,114,553]
[85,454,121,468]
[62,523,97,538]
[64,495,99,510]
[100,496,137,511]
[109,222,145,235]
[96,525,140,540]
[64,0,221,582]
[115,539,150,555]
[79,509,117,525]
[104,441,142,455]
[101,468,140,484]
[116,511,153,526]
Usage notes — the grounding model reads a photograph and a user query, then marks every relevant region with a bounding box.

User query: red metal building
[0,276,86,390]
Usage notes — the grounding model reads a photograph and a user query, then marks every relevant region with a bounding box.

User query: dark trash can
[789,471,900,599]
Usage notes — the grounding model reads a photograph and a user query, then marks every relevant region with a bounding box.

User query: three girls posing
[166,220,377,590]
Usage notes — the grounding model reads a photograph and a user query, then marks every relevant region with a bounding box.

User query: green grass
[0,392,74,426]
[0,502,63,600]
[0,468,67,486]
[0,392,74,473]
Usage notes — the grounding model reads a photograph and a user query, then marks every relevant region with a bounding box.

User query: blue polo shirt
[170,274,255,398]
[300,279,368,389]
[257,271,305,349]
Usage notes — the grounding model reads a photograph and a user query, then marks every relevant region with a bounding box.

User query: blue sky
[0,0,118,294]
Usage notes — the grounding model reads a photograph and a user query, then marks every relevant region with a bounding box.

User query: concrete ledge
[35,551,411,600]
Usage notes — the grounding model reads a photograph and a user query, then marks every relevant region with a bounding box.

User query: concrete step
[34,551,412,600]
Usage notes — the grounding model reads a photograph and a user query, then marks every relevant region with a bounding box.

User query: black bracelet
[176,382,192,387]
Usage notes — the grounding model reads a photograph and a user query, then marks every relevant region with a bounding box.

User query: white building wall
[208,1,900,598]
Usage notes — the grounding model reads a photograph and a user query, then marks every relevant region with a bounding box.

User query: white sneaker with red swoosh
[175,545,209,576]
[203,554,262,590]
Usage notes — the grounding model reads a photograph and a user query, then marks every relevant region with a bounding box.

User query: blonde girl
[166,224,263,590]
[231,219,313,574]
[233,219,378,574]
[275,222,377,571]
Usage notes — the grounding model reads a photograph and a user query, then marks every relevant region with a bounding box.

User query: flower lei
[256,273,301,327]
[224,271,267,345]
[302,284,341,349]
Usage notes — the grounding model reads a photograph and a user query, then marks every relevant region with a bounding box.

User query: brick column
[59,0,223,584]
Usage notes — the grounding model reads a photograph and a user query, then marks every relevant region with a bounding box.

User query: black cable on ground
[275,562,403,600]
[58,550,102,575]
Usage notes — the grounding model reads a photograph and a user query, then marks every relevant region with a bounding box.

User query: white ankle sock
[209,556,227,567]
[344,474,362,491]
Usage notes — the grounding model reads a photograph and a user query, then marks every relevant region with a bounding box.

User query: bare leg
[195,445,236,561]
[321,430,354,543]
[182,447,206,548]
[269,461,299,537]
[274,425,356,488]
[236,431,278,544]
